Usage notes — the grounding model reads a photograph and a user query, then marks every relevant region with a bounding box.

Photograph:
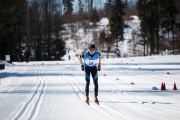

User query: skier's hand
[98,64,101,71]
[81,65,84,71]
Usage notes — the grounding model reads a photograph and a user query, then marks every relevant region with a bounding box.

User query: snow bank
[98,17,109,26]
[103,55,180,64]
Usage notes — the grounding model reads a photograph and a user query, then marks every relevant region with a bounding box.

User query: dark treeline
[0,0,126,61]
[0,0,106,61]
[0,0,180,62]
[0,0,66,62]
[137,0,180,55]
[0,0,64,61]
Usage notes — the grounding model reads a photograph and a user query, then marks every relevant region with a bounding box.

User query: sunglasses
[89,49,95,51]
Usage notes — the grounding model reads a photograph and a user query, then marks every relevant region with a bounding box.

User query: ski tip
[95,100,99,105]
[85,101,90,105]
[96,102,99,105]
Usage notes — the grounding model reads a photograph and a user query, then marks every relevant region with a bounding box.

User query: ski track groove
[40,68,62,120]
[90,78,141,120]
[57,66,119,120]
[136,71,177,84]
[59,66,136,120]
[127,72,180,101]
[57,66,81,99]
[113,63,179,84]
[13,66,46,120]
[122,92,180,113]
[100,76,180,114]
[29,66,47,120]
[5,62,179,120]
[133,72,180,103]
[108,63,180,103]
[130,73,180,107]
[57,66,80,120]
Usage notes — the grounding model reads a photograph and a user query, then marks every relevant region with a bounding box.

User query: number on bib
[89,62,94,65]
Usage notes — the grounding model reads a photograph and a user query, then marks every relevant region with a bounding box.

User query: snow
[98,17,109,26]
[62,17,109,51]
[63,16,143,58]
[1,55,180,120]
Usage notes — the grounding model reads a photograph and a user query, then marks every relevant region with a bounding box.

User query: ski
[85,96,89,105]
[95,100,99,105]
[85,101,90,105]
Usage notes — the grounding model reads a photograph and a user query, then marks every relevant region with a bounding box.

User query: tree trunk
[143,36,146,56]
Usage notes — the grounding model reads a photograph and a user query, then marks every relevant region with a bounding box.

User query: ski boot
[85,96,89,105]
[94,96,99,105]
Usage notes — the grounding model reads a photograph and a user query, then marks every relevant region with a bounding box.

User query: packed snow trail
[0,55,180,120]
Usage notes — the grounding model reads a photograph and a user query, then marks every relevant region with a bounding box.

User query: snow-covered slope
[0,61,14,66]
[0,55,180,120]
[62,16,142,59]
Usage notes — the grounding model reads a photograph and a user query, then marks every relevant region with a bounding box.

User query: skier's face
[89,49,95,55]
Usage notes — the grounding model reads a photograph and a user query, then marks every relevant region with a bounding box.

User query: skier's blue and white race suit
[80,51,101,96]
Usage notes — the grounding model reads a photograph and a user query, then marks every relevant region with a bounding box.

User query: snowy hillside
[0,55,180,120]
[62,16,142,59]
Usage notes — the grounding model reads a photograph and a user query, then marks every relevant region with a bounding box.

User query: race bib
[84,59,98,66]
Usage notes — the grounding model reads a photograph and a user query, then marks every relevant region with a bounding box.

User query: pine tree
[90,8,100,26]
[109,0,125,48]
[138,0,161,55]
[54,12,66,60]
[13,0,28,61]
[104,0,113,18]
[55,35,66,60]
[99,30,106,45]
[137,0,178,55]
[0,0,20,41]
[0,0,26,61]
[0,0,66,61]
[78,0,84,20]
[160,0,178,54]
[137,0,148,55]
[62,0,74,23]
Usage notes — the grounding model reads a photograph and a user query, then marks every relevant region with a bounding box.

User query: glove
[98,64,101,71]
[81,65,84,71]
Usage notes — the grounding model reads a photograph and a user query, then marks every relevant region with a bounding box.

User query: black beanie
[89,44,95,49]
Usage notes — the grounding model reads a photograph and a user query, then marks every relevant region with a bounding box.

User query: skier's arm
[98,57,102,65]
[79,54,84,71]
[79,54,84,65]
[98,52,102,65]
[98,52,102,71]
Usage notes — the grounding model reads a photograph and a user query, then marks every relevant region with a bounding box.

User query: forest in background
[0,0,180,62]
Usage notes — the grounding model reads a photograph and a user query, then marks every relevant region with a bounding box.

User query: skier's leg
[91,67,98,96]
[85,67,90,97]
[92,67,99,104]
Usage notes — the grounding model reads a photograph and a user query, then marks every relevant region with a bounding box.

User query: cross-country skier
[79,44,102,104]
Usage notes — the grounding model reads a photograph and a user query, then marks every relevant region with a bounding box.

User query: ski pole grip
[98,64,101,71]
[81,65,84,71]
